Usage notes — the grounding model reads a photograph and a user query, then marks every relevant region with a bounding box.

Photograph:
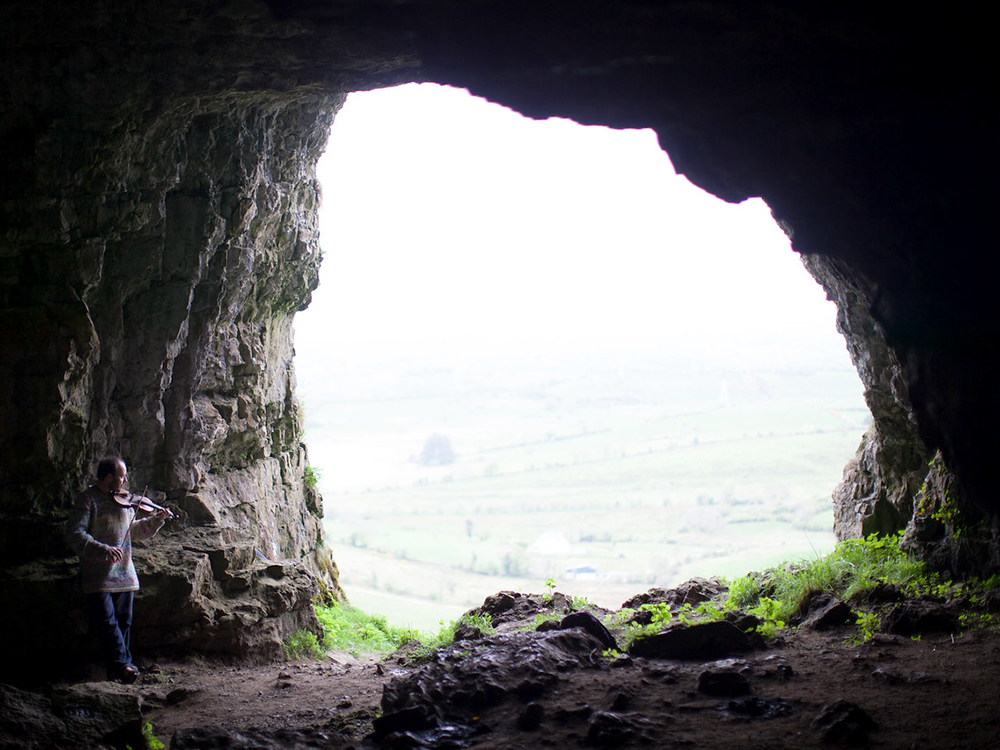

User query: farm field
[298,344,870,633]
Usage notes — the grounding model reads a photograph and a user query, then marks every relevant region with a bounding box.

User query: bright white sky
[295,82,845,363]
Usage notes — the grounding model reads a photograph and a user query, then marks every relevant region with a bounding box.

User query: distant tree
[419,434,455,465]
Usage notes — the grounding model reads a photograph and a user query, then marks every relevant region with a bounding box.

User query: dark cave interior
[1,0,998,692]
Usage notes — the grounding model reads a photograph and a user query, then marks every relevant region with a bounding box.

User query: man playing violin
[66,455,171,684]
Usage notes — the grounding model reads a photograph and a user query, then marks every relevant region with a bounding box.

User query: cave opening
[294,83,871,631]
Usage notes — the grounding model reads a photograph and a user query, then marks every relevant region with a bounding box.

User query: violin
[112,490,175,519]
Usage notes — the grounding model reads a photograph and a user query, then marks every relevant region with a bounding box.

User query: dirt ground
[139,617,1000,749]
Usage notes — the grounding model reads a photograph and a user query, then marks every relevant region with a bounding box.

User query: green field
[299,346,869,633]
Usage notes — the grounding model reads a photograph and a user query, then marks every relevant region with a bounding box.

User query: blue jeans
[87,591,134,677]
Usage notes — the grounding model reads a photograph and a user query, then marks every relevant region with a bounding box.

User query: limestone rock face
[2,0,999,679]
[802,255,929,539]
[0,0,403,678]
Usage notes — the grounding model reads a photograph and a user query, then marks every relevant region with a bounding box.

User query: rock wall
[801,255,929,539]
[2,0,998,680]
[1,91,340,674]
[0,1,415,680]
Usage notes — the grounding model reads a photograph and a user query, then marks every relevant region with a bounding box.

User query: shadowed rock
[811,700,877,744]
[517,702,545,731]
[622,577,727,611]
[584,710,660,746]
[558,611,617,650]
[172,726,351,749]
[381,629,606,728]
[628,621,755,660]
[800,594,855,631]
[697,668,752,697]
[883,602,959,636]
[0,682,143,750]
[469,590,574,629]
[725,696,797,719]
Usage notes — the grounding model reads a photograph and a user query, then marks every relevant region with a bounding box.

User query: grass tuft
[284,629,325,660]
[725,531,1000,642]
[727,532,923,623]
[315,602,422,655]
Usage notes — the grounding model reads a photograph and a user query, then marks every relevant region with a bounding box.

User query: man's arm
[131,508,168,541]
[65,495,124,563]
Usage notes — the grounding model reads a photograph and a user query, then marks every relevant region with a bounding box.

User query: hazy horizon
[296,83,848,364]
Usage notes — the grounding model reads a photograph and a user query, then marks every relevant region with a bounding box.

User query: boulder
[697,669,752,697]
[811,700,877,744]
[800,594,854,631]
[621,577,727,610]
[883,602,959,637]
[0,682,143,750]
[628,621,755,660]
[381,629,606,726]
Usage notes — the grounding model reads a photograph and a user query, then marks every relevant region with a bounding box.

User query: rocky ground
[5,582,1000,749]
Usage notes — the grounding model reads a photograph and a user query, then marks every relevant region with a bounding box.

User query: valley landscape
[294,84,872,633]
[298,342,870,632]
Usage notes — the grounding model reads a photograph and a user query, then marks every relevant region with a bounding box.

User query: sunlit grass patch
[285,601,500,662]
[316,602,422,655]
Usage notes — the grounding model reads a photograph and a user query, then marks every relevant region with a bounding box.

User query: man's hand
[152,507,172,521]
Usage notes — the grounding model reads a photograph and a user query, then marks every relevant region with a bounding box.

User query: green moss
[527,611,563,629]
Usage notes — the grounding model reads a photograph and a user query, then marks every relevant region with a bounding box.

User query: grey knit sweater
[66,486,165,594]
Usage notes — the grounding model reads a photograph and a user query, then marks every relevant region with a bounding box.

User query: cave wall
[2,0,998,678]
[0,0,416,679]
[802,254,929,538]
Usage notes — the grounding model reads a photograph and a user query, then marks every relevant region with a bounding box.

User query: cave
[1,0,996,703]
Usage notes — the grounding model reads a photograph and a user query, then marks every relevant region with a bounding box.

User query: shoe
[115,664,140,684]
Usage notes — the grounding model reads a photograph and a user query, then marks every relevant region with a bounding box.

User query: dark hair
[96,455,125,480]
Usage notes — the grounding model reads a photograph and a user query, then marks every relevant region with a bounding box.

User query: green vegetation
[127,722,164,750]
[543,577,557,603]
[304,465,321,490]
[416,613,495,654]
[616,599,737,648]
[614,534,998,651]
[283,628,325,660]
[724,533,998,643]
[528,611,564,629]
[852,611,881,645]
[913,453,968,537]
[283,602,500,663]
[283,534,1000,673]
[315,603,421,655]
[302,351,870,625]
[284,603,421,660]
[728,532,922,623]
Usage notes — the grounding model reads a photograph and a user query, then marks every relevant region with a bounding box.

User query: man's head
[95,456,127,494]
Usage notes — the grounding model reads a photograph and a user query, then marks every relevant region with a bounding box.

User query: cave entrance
[294,83,870,631]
